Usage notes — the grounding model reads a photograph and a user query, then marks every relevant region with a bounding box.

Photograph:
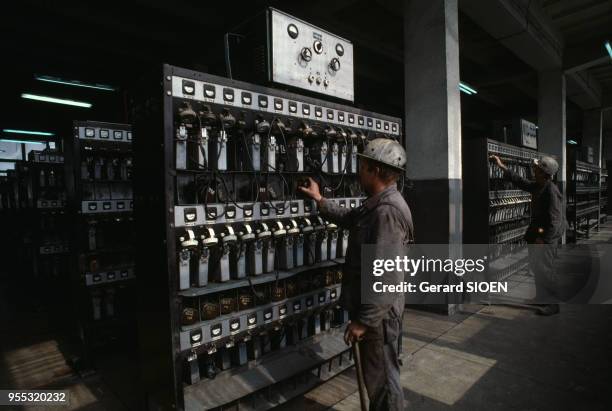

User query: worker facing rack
[463,138,558,282]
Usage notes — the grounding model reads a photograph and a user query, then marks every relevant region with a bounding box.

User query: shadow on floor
[279,304,612,411]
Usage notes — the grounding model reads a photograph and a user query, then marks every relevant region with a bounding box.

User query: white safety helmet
[358,138,406,171]
[533,156,559,176]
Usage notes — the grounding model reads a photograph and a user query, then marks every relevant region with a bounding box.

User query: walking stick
[352,340,368,411]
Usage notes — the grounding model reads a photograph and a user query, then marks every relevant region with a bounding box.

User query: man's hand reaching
[490,155,507,171]
[298,177,323,203]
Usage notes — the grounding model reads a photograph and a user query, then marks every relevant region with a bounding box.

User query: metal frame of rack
[64,121,135,367]
[0,153,73,336]
[19,152,69,279]
[131,64,403,410]
[567,148,601,242]
[1,168,22,277]
[600,168,607,223]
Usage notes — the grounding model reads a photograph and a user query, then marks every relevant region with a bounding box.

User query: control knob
[329,58,341,72]
[300,47,312,62]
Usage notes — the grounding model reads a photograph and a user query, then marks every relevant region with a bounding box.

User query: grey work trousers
[360,316,404,411]
[528,242,559,303]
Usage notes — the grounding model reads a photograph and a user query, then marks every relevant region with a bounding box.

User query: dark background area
[0,2,611,410]
[3,0,602,148]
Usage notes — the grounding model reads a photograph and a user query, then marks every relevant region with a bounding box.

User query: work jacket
[504,170,565,243]
[318,184,414,327]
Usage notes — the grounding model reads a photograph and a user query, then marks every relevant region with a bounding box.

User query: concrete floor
[0,273,135,411]
[281,304,612,411]
[2,222,612,410]
[280,221,612,411]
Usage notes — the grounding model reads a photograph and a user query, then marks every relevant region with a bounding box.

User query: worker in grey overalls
[300,138,414,410]
[490,155,565,315]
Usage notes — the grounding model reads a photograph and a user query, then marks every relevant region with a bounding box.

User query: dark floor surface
[2,223,612,410]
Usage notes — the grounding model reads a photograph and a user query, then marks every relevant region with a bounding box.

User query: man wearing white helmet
[300,137,413,411]
[490,154,565,315]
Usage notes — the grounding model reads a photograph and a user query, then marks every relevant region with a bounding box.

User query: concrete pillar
[538,70,567,187]
[404,0,462,315]
[582,109,603,167]
[404,0,462,245]
[604,131,612,160]
[538,69,567,242]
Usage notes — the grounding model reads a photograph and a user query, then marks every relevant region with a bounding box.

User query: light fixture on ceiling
[0,138,46,145]
[34,75,115,91]
[21,93,92,108]
[605,41,612,60]
[459,82,477,95]
[567,139,578,145]
[2,128,54,136]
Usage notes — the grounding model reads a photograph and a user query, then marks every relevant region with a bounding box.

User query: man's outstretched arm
[490,155,537,193]
[298,177,354,227]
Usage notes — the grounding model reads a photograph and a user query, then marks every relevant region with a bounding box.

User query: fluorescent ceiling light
[21,93,92,108]
[35,75,115,91]
[606,41,612,60]
[567,139,578,145]
[459,82,477,95]
[0,138,46,145]
[459,86,473,95]
[3,128,54,136]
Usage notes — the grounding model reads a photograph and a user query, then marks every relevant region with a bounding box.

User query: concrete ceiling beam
[566,70,603,108]
[461,0,611,111]
[460,0,564,70]
[565,56,610,74]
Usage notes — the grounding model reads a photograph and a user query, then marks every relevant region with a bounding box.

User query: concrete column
[404,0,462,315]
[604,131,612,160]
[538,69,567,242]
[582,109,603,167]
[404,0,462,245]
[605,131,611,215]
[538,70,566,186]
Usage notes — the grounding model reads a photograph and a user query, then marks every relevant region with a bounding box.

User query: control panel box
[506,118,537,150]
[580,145,594,164]
[232,8,354,102]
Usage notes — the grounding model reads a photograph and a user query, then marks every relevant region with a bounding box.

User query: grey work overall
[504,170,565,302]
[319,185,414,411]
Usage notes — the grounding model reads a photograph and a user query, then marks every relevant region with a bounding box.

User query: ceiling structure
[0,0,610,149]
[540,0,612,150]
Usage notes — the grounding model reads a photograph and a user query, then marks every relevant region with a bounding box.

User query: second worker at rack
[299,138,414,411]
[490,154,565,315]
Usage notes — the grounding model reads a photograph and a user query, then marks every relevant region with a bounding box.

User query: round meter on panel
[287,24,299,39]
[335,43,344,56]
